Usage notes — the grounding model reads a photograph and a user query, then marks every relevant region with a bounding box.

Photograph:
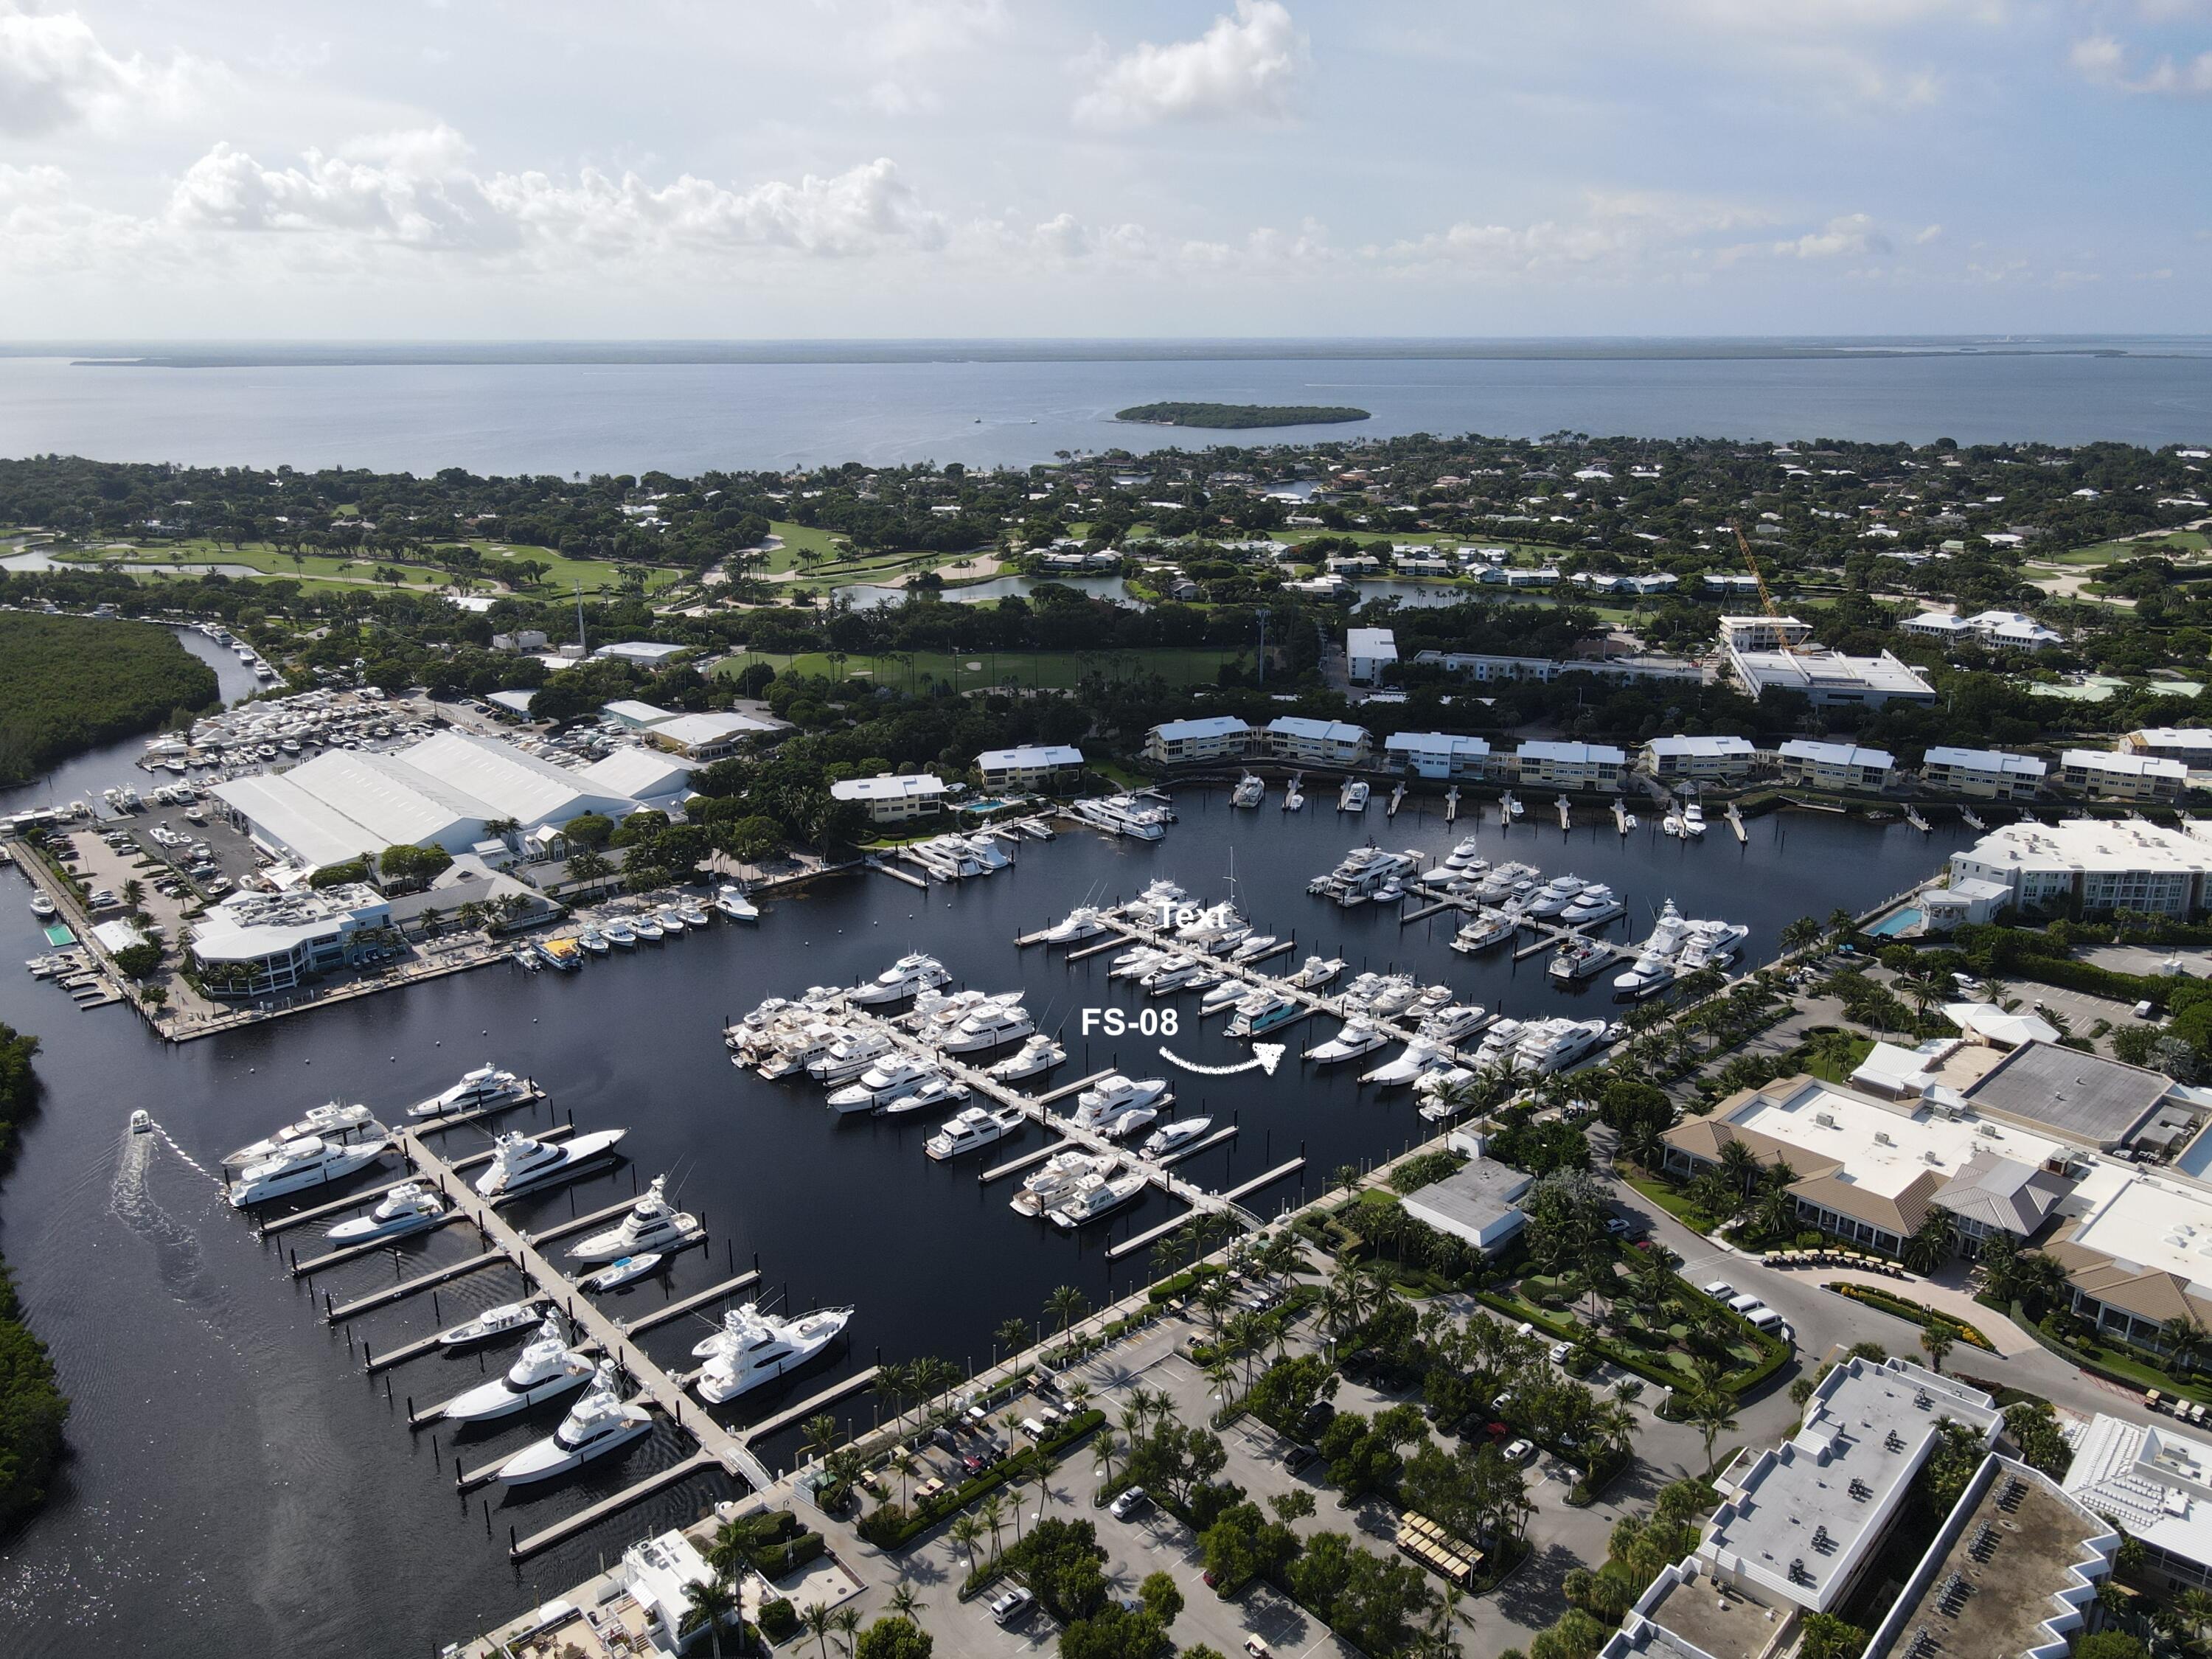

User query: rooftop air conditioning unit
[1924,1150,1944,1164]
[1874,1131,1893,1146]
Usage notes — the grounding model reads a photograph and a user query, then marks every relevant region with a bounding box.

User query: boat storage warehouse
[212,731,647,871]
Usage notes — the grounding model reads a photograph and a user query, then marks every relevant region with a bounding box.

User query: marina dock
[620,1270,762,1336]
[264,1126,577,1237]
[1724,801,1748,844]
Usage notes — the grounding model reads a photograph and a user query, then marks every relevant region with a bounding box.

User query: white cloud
[1074,1,1307,128]
[2070,32,2212,94]
[1775,212,1890,259]
[0,3,217,136]
[1914,223,1944,243]
[1380,192,1770,279]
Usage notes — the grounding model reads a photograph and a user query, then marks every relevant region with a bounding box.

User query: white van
[1747,1308,1790,1340]
[1728,1293,1765,1315]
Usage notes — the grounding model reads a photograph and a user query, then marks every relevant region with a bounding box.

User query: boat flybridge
[568,1175,702,1262]
[407,1062,526,1119]
[473,1127,628,1200]
[1010,1150,1117,1217]
[1453,908,1517,954]
[225,1133,390,1208]
[1069,1074,1169,1129]
[1049,1170,1148,1229]
[693,1302,854,1404]
[851,953,950,1006]
[1362,1041,1453,1088]
[439,1315,595,1423]
[225,1099,383,1166]
[714,884,761,922]
[437,1298,549,1349]
[878,1073,969,1118]
[925,1105,1026,1161]
[1510,1018,1613,1077]
[1288,956,1346,990]
[827,1057,939,1114]
[326,1182,448,1245]
[1225,990,1301,1038]
[809,1030,894,1085]
[942,1002,1034,1054]
[1231,773,1266,808]
[988,1034,1066,1082]
[495,1360,653,1484]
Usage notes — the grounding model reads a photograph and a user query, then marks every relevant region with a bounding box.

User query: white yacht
[1473,1018,1526,1071]
[1305,1022,1388,1065]
[988,1034,1065,1082]
[1231,773,1266,807]
[1107,945,1170,981]
[1549,937,1613,983]
[1680,801,1708,838]
[439,1317,596,1423]
[496,1363,653,1484]
[1200,978,1253,1015]
[1225,990,1301,1037]
[714,884,761,922]
[578,930,610,956]
[1450,910,1517,954]
[1288,955,1345,990]
[1514,1018,1611,1076]
[1088,1103,1160,1140]
[568,1176,701,1262]
[407,1062,526,1119]
[1227,933,1279,964]
[1560,884,1623,925]
[1365,977,1420,1017]
[1140,1116,1213,1158]
[827,1057,938,1114]
[695,1303,854,1404]
[1416,1004,1490,1046]
[879,1074,969,1117]
[942,1002,1033,1054]
[1281,778,1304,811]
[28,892,56,920]
[582,1253,663,1292]
[1070,1074,1169,1127]
[1442,836,1484,870]
[602,918,639,949]
[655,906,690,934]
[225,1135,389,1208]
[1139,956,1203,995]
[631,914,665,942]
[675,901,711,929]
[809,1030,895,1085]
[925,1105,1026,1160]
[1049,1171,1148,1228]
[437,1298,548,1349]
[1042,906,1107,945]
[472,1128,628,1200]
[851,953,950,1006]
[1362,1042,1452,1088]
[225,1100,382,1165]
[1174,903,1248,952]
[326,1182,447,1244]
[1677,919,1749,970]
[1524,875,1587,919]
[1010,1150,1117,1217]
[1129,878,1189,912]
[1338,780,1371,813]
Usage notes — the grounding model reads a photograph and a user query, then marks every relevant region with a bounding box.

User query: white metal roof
[577,748,692,801]
[1151,716,1251,741]
[1924,745,2046,776]
[977,745,1084,768]
[1644,734,1754,757]
[1517,740,1626,763]
[830,773,947,801]
[1777,739,1896,768]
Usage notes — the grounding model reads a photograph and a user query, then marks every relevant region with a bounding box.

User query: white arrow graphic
[1158,1043,1286,1078]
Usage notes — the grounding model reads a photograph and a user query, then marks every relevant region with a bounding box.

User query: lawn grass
[1624,1174,1725,1234]
[1801,1034,1874,1085]
[2053,531,2212,566]
[712,645,1239,691]
[46,536,685,595]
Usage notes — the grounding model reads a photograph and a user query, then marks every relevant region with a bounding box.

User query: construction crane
[1731,521,1807,653]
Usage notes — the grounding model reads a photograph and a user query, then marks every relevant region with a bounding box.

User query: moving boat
[225,1134,389,1208]
[1287,955,1345,990]
[407,1062,526,1119]
[987,1034,1066,1082]
[581,1253,664,1292]
[129,1109,151,1135]
[472,1128,628,1200]
[1049,1171,1148,1228]
[437,1298,549,1349]
[942,1002,1034,1054]
[326,1182,447,1244]
[879,1074,970,1117]
[852,953,950,1006]
[1231,773,1266,808]
[714,884,760,922]
[1140,1116,1213,1158]
[1305,1022,1388,1065]
[1041,906,1105,945]
[495,1362,652,1484]
[439,1316,595,1423]
[827,1058,938,1114]
[694,1303,854,1404]
[568,1175,700,1262]
[925,1105,1026,1160]
[226,1099,382,1164]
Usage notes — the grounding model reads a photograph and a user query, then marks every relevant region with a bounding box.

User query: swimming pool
[1865,908,1922,938]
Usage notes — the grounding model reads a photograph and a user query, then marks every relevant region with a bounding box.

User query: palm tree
[978,1492,1006,1561]
[801,1601,836,1659]
[681,1576,739,1658]
[1064,1379,1092,1416]
[1045,1284,1088,1340]
[1332,1162,1361,1199]
[887,1585,922,1627]
[2161,1316,2212,1375]
[1093,1428,1124,1491]
[1716,1137,1761,1194]
[1691,1388,1739,1478]
[1919,1321,1958,1375]
[803,1411,841,1463]
[2175,1587,2212,1649]
[830,1605,861,1657]
[890,1450,916,1507]
[948,1513,984,1571]
[995,1315,1031,1360]
[1780,916,1822,955]
[1826,906,1858,943]
[1901,1206,1955,1276]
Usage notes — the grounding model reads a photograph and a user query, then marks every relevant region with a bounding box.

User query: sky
[1,0,2208,340]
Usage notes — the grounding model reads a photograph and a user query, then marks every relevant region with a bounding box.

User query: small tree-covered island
[1113,401,1372,428]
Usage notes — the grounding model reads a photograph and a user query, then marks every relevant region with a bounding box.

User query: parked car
[1549,1340,1573,1364]
[1284,1444,1319,1474]
[1703,1280,1733,1301]
[990,1587,1034,1627]
[1504,1438,1536,1464]
[1727,1293,1765,1315]
[1110,1486,1150,1521]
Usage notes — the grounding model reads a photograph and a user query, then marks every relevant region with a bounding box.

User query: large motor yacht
[472,1128,628,1200]
[1010,1151,1116,1217]
[326,1182,447,1245]
[1139,1116,1214,1159]
[1361,1042,1452,1088]
[1560,884,1624,926]
[1041,906,1106,945]
[1514,1018,1612,1076]
[925,1105,1026,1161]
[407,1062,526,1119]
[942,1002,1034,1054]
[1287,955,1346,990]
[439,1317,595,1423]
[1225,990,1301,1038]
[225,1133,389,1208]
[826,1057,937,1114]
[568,1175,702,1262]
[809,1030,896,1086]
[1304,1021,1388,1065]
[1068,1074,1168,1129]
[1416,1004,1489,1046]
[851,953,950,1006]
[1231,773,1266,807]
[987,1034,1066,1082]
[1523,874,1588,919]
[1048,1171,1148,1229]
[879,1073,970,1117]
[1472,1018,1527,1071]
[436,1298,547,1349]
[495,1362,653,1484]
[225,1099,381,1166]
[694,1304,855,1404]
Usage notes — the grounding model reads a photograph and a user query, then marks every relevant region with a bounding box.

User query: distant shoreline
[1113,400,1373,430]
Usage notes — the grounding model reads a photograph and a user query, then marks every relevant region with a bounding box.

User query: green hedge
[1829,1283,1997,1352]
[758,1599,797,1641]
[858,1410,1105,1550]
[1475,1273,1787,1399]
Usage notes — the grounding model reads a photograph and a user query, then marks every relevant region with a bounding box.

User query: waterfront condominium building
[1264,717,1371,766]
[2121,727,2212,768]
[1638,734,1756,783]
[1142,715,1253,765]
[1949,816,2212,917]
[1902,608,2064,651]
[188,883,393,998]
[1514,740,1626,790]
[1920,745,2048,800]
[1345,627,1398,686]
[1382,731,1493,781]
[974,745,1085,793]
[1770,739,1896,793]
[828,772,947,824]
[2059,748,2188,802]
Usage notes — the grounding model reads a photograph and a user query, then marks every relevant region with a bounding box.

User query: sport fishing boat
[675,901,711,929]
[577,930,611,956]
[827,1057,939,1114]
[631,914,666,942]
[407,1062,526,1119]
[472,1127,628,1200]
[439,1316,596,1424]
[225,1134,390,1208]
[925,1105,1026,1161]
[1287,955,1346,990]
[495,1362,652,1484]
[1305,1021,1388,1065]
[436,1298,548,1349]
[851,953,950,1006]
[694,1303,854,1404]
[987,1034,1066,1082]
[1087,1102,1159,1140]
[1548,937,1613,984]
[1140,1116,1213,1158]
[568,1175,701,1262]
[581,1253,664,1292]
[714,883,761,922]
[879,1074,970,1118]
[325,1182,447,1245]
[1041,906,1106,945]
[1680,801,1708,838]
[1338,779,1371,813]
[602,918,639,949]
[1048,1170,1148,1229]
[226,1100,383,1164]
[1231,773,1265,808]
[1442,836,1485,870]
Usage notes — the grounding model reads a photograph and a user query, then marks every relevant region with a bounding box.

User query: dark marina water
[0,750,1972,1655]
[2,344,2210,475]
